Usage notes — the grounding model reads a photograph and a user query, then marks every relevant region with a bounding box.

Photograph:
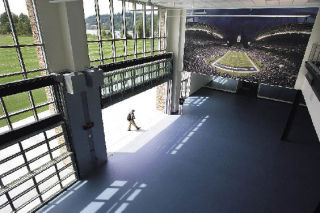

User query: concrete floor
[102,87,170,153]
[38,88,320,213]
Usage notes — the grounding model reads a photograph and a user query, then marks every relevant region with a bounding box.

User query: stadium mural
[184,8,318,88]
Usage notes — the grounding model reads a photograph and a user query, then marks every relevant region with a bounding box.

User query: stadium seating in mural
[183,8,318,88]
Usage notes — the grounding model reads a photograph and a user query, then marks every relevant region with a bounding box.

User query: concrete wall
[166,10,186,113]
[189,73,212,95]
[295,10,320,141]
[35,0,90,73]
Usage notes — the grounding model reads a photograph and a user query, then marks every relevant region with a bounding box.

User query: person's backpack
[127,113,131,121]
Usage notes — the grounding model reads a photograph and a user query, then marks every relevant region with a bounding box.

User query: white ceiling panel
[140,0,320,9]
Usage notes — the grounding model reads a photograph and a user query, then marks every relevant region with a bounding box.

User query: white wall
[166,10,186,113]
[302,81,320,140]
[295,10,320,89]
[295,10,320,141]
[35,0,90,73]
[189,73,212,95]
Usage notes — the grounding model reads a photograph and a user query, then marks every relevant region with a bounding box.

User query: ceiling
[139,0,320,9]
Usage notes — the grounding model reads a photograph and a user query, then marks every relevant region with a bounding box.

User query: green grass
[87,38,157,63]
[0,35,50,128]
[0,35,162,128]
[218,51,254,68]
[214,67,252,76]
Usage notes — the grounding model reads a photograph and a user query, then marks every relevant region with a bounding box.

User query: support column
[166,10,186,114]
[35,1,107,178]
[34,0,90,73]
[295,10,320,141]
[63,70,107,179]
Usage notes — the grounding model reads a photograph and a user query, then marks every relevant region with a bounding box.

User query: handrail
[0,74,60,97]
[98,52,173,73]
[100,56,173,109]
[0,113,64,148]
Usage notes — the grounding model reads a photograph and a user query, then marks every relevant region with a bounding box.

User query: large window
[0,1,78,212]
[83,0,167,66]
[0,0,47,84]
[0,0,53,130]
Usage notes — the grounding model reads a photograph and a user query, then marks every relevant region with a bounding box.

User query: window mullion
[109,0,117,63]
[158,8,162,51]
[122,0,127,60]
[142,3,146,56]
[133,2,137,59]
[164,8,167,51]
[151,6,154,56]
[94,0,104,64]
[3,0,28,79]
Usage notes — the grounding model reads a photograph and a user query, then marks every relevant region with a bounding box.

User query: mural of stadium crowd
[184,8,319,88]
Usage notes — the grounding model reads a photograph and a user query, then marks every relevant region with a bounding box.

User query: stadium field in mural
[184,8,319,87]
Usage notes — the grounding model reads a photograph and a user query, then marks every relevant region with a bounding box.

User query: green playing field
[217,51,254,68]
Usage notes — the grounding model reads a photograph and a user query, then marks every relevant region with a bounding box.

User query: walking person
[179,96,185,114]
[127,109,141,131]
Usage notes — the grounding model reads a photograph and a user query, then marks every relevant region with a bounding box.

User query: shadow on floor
[38,88,320,213]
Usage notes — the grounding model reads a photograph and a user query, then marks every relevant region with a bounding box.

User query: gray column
[166,10,186,114]
[63,70,107,178]
[35,1,107,178]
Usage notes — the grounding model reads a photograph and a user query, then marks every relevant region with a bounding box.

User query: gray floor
[38,88,320,213]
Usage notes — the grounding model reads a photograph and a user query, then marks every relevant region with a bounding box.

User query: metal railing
[0,76,78,212]
[100,53,173,108]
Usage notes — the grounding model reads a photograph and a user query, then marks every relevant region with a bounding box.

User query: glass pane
[83,0,98,40]
[127,55,135,60]
[0,118,7,130]
[136,53,144,59]
[21,46,42,71]
[99,0,111,39]
[102,41,113,58]
[0,48,21,77]
[90,61,101,67]
[116,57,125,62]
[154,38,159,51]
[105,59,113,64]
[31,87,51,106]
[27,70,45,80]
[0,1,14,45]
[127,39,134,55]
[10,110,35,129]
[154,7,159,37]
[8,0,39,44]
[136,4,143,39]
[3,91,31,114]
[146,39,151,52]
[36,104,54,120]
[160,38,165,50]
[0,34,14,47]
[115,40,124,57]
[113,0,123,39]
[0,102,4,117]
[146,5,151,38]
[0,74,24,85]
[160,9,166,38]
[88,42,100,60]
[125,2,134,39]
[137,39,143,53]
